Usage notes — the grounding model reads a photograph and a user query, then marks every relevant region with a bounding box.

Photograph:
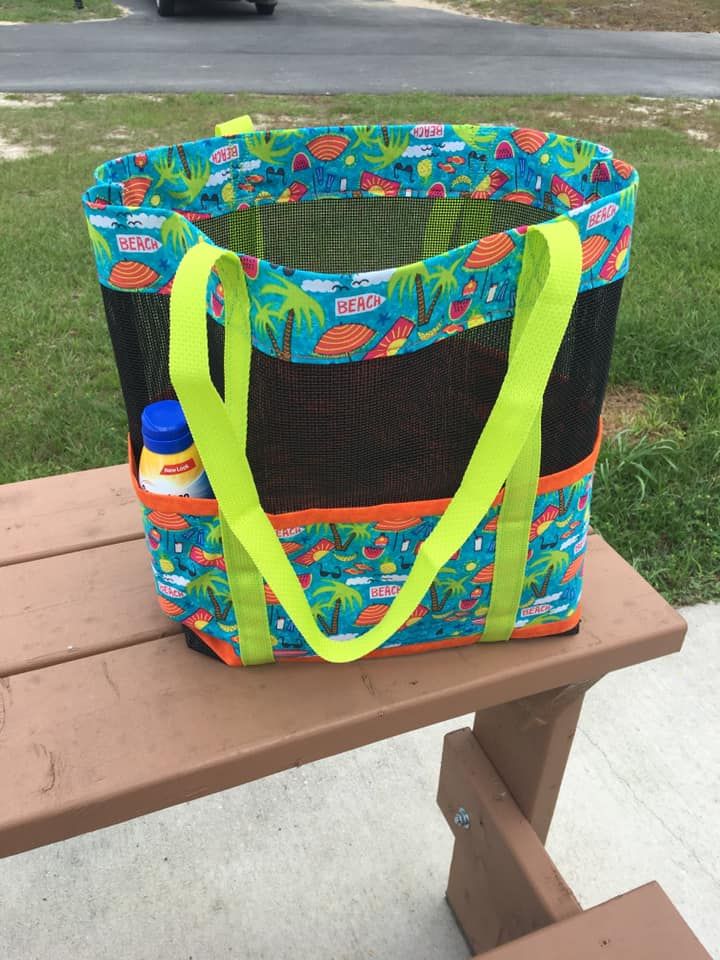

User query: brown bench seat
[0,464,694,957]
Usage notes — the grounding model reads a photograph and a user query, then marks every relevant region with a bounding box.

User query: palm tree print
[451,125,497,153]
[168,156,211,206]
[245,130,293,165]
[87,223,111,262]
[261,276,324,359]
[152,153,181,189]
[362,127,411,169]
[524,550,571,599]
[312,581,363,636]
[160,213,195,255]
[554,137,596,178]
[197,517,223,548]
[186,569,232,621]
[557,480,585,518]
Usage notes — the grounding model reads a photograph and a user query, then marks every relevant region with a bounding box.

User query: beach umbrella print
[315,323,376,359]
[599,226,632,281]
[364,317,415,358]
[463,233,515,271]
[264,583,279,605]
[157,596,185,617]
[373,516,421,548]
[122,176,152,208]
[581,235,610,273]
[483,515,498,533]
[146,512,191,572]
[501,190,535,205]
[355,604,390,627]
[510,128,549,155]
[307,133,351,161]
[472,563,495,584]
[612,158,634,180]
[147,511,191,531]
[560,555,585,584]
[109,260,161,290]
[282,541,303,556]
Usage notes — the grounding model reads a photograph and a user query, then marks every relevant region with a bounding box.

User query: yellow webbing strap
[169,219,581,664]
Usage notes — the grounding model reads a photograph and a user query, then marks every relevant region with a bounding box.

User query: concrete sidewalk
[3,604,718,959]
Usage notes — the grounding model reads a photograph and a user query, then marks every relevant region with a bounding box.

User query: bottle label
[160,458,196,476]
[139,444,212,498]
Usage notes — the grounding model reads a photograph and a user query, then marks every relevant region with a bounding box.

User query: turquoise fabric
[83,123,637,365]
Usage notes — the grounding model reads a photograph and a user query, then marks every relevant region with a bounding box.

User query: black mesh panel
[202,197,554,274]
[101,195,621,513]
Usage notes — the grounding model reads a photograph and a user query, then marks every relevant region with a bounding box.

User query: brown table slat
[0,531,676,680]
[0,535,685,858]
[1,540,177,677]
[0,464,140,566]
[480,882,711,959]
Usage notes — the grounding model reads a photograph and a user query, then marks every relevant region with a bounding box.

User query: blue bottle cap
[141,400,194,455]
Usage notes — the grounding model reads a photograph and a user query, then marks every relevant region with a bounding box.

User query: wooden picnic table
[0,463,690,954]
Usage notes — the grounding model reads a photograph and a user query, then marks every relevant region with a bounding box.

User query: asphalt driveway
[0,0,719,95]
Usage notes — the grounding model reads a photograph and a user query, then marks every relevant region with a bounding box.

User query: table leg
[473,681,595,843]
[439,681,595,953]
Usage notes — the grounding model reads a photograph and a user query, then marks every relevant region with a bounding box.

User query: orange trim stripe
[185,607,581,667]
[184,624,244,666]
[130,423,602,527]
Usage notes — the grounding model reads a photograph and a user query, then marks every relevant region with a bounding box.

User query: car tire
[156,0,175,15]
[255,3,276,14]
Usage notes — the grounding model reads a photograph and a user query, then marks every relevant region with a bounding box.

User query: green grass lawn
[1,93,718,604]
[456,0,720,31]
[0,0,121,22]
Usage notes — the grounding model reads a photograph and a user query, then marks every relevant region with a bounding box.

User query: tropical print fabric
[141,470,592,662]
[83,123,638,365]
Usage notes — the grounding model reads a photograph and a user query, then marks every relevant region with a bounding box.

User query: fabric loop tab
[214,115,255,138]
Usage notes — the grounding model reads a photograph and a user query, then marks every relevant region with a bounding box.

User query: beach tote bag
[83,117,638,666]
